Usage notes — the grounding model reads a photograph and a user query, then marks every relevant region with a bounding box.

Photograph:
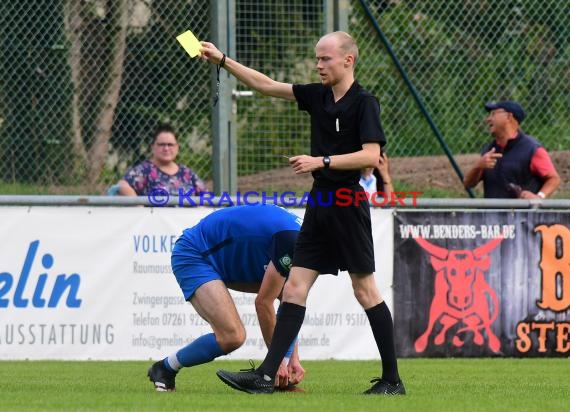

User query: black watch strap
[323,155,331,169]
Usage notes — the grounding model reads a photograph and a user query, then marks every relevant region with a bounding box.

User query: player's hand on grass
[275,360,290,388]
[287,358,305,385]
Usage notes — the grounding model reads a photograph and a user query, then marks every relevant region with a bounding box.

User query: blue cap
[484,100,525,123]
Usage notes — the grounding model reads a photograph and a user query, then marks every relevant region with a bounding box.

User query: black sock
[365,302,400,383]
[257,302,305,379]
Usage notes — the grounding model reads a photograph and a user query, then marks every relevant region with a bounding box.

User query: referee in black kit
[200,31,405,395]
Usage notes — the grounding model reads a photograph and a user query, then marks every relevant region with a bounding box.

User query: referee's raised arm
[200,41,295,101]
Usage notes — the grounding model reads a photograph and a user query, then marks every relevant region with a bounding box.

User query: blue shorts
[171,230,220,300]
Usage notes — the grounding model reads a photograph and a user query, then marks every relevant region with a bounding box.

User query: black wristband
[219,53,226,69]
[323,155,331,169]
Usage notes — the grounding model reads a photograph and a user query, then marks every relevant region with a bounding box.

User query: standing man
[463,100,560,198]
[200,31,405,395]
[147,205,305,391]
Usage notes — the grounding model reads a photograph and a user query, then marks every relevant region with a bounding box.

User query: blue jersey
[175,205,302,284]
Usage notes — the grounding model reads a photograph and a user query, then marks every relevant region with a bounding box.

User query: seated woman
[117,123,205,196]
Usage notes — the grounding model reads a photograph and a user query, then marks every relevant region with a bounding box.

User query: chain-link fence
[0,0,567,194]
[234,1,321,178]
[0,0,212,192]
[350,0,569,158]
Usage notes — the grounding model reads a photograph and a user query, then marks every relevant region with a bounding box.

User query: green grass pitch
[0,359,568,411]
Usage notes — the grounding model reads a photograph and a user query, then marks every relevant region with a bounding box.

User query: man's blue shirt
[177,205,301,284]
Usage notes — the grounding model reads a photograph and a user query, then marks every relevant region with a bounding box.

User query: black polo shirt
[293,82,385,187]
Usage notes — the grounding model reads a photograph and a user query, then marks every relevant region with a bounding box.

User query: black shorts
[292,185,375,274]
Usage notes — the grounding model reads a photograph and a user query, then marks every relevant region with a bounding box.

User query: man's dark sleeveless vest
[482,132,544,198]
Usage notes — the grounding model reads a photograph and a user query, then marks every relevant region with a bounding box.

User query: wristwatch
[537,191,546,199]
[322,155,331,169]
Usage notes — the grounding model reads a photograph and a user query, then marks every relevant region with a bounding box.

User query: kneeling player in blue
[147,205,305,391]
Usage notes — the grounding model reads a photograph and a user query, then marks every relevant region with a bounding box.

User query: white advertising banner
[0,206,394,360]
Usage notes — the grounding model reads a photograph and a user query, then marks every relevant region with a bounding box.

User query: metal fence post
[211,0,237,195]
[325,1,349,33]
[335,0,350,32]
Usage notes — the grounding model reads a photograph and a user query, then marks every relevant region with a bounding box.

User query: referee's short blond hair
[323,31,359,66]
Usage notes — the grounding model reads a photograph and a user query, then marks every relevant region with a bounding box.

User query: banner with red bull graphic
[393,211,570,357]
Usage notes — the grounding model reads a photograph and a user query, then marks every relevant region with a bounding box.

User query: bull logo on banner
[414,237,503,353]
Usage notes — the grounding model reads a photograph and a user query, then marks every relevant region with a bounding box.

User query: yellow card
[176,30,202,58]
